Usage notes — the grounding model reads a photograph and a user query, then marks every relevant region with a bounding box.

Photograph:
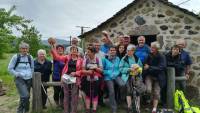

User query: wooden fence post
[166,67,175,109]
[32,72,42,112]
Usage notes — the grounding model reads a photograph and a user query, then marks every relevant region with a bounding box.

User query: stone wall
[83,0,200,99]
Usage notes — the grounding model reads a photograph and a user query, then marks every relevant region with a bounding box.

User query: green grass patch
[0,53,17,96]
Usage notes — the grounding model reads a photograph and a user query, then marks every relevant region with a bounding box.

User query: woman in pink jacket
[51,44,83,113]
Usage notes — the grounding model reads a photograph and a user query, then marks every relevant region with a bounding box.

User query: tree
[0,6,42,58]
[18,26,42,57]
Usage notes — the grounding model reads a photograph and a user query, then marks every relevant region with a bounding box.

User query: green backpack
[174,90,200,113]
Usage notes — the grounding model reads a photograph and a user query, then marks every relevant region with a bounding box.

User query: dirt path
[0,87,57,113]
[0,94,18,113]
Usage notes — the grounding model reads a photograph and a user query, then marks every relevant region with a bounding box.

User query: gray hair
[37,49,46,56]
[137,36,145,41]
[151,41,160,49]
[127,44,136,51]
[19,41,29,49]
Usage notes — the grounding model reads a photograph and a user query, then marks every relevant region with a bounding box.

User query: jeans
[106,77,126,112]
[15,77,32,113]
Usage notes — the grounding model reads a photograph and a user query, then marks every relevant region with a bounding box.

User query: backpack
[14,54,32,70]
[174,90,200,113]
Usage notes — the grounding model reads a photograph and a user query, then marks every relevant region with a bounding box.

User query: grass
[0,53,17,96]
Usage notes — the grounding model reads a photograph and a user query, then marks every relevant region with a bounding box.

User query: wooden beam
[42,82,61,86]
[175,76,187,81]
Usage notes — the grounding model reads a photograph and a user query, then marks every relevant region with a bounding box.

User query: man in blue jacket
[135,36,150,64]
[176,39,192,80]
[8,42,34,113]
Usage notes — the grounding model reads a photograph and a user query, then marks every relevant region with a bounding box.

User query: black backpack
[14,54,32,70]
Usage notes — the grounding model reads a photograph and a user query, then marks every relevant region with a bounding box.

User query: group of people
[8,30,192,113]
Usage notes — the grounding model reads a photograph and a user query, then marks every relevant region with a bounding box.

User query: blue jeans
[15,77,32,113]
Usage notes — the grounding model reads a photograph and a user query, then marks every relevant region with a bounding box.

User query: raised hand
[48,37,56,48]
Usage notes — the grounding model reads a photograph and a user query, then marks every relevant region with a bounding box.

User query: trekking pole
[90,77,93,113]
[68,84,72,113]
[80,89,86,111]
[41,83,53,107]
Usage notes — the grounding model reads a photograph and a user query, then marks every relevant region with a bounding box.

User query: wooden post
[32,72,42,112]
[166,67,175,109]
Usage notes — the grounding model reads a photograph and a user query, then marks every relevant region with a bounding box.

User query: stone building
[80,0,200,99]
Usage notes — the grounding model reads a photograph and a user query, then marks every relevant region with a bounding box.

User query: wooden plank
[166,67,175,109]
[42,82,61,86]
[175,76,187,81]
[32,72,42,112]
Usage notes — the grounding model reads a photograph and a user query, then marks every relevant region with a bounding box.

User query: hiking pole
[89,74,94,113]
[41,82,53,107]
[68,84,73,113]
[80,89,86,111]
[90,78,92,113]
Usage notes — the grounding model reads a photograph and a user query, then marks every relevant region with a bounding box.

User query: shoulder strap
[124,55,129,63]
[134,54,138,63]
[96,57,99,66]
[14,54,21,70]
[105,55,109,60]
[14,54,32,70]
[124,55,138,65]
[27,55,32,67]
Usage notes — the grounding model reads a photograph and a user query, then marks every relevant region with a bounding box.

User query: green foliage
[0,53,17,96]
[0,6,42,58]
[18,26,42,57]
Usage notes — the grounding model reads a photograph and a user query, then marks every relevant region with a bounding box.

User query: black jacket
[34,59,52,82]
[165,52,185,76]
[143,52,166,88]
